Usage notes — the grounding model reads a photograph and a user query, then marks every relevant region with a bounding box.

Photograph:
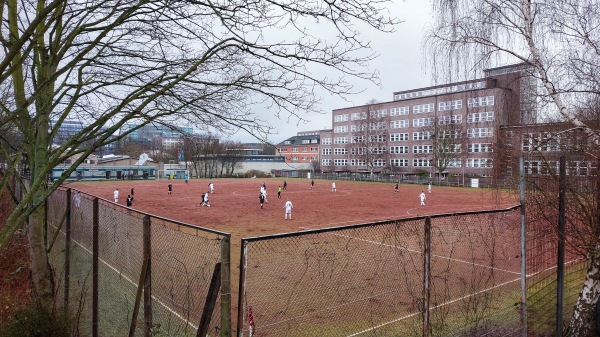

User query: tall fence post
[221,236,232,337]
[423,217,431,337]
[92,197,99,337]
[557,156,566,336]
[64,188,72,313]
[519,156,527,337]
[597,158,600,336]
[143,215,152,337]
[236,241,248,337]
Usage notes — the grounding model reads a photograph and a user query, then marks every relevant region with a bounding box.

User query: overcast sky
[227,0,434,144]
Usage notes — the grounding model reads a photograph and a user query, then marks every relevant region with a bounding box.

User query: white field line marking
[346,256,584,337]
[299,227,521,275]
[345,276,521,337]
[50,223,199,331]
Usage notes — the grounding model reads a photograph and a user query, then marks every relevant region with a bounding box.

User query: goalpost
[157,169,190,181]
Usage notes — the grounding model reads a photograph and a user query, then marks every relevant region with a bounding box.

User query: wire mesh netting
[238,208,521,337]
[46,188,229,337]
[523,155,595,336]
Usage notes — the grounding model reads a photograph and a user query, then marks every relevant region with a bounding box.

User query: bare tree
[426,1,600,334]
[220,141,245,176]
[0,0,399,312]
[430,113,464,183]
[349,100,389,176]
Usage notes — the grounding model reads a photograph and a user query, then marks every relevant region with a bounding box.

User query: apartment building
[277,131,321,164]
[320,63,535,178]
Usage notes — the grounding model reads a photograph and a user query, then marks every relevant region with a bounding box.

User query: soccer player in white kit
[284,199,293,219]
[114,188,119,203]
[428,182,432,193]
[419,191,426,206]
[331,182,336,192]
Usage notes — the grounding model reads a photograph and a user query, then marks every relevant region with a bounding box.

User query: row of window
[524,160,593,176]
[322,143,492,155]
[334,112,494,132]
[394,81,487,101]
[289,156,318,161]
[323,129,492,144]
[322,158,493,168]
[278,147,319,152]
[335,96,494,120]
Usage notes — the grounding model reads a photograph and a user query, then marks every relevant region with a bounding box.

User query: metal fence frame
[237,206,524,337]
[45,187,232,337]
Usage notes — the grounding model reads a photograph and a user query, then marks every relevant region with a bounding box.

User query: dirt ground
[67,178,520,334]
[69,177,518,241]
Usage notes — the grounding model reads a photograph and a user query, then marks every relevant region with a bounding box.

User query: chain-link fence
[237,207,522,337]
[46,187,231,337]
[522,155,596,336]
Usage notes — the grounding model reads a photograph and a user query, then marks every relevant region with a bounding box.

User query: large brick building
[319,63,539,178]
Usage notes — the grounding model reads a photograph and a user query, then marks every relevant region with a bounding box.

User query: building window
[390,106,410,116]
[350,159,366,166]
[370,134,385,142]
[334,125,349,133]
[322,148,332,155]
[413,117,433,127]
[322,138,332,145]
[351,112,366,120]
[413,159,432,167]
[390,133,409,142]
[351,147,367,155]
[370,122,387,130]
[390,120,409,129]
[467,128,492,138]
[438,100,463,111]
[391,159,409,167]
[438,115,462,125]
[439,130,461,139]
[447,159,462,167]
[413,145,433,154]
[278,148,287,152]
[467,111,494,123]
[322,159,332,166]
[334,114,349,122]
[291,156,299,161]
[413,132,432,140]
[369,147,386,154]
[302,147,308,152]
[413,103,435,114]
[467,96,494,108]
[334,137,348,144]
[467,158,493,168]
[334,148,348,155]
[291,147,299,152]
[568,161,591,176]
[372,159,385,167]
[468,143,493,153]
[371,109,387,118]
[334,159,348,166]
[310,147,318,151]
[390,146,409,154]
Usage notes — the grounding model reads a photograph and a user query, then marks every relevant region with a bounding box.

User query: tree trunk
[29,202,54,310]
[566,243,600,336]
